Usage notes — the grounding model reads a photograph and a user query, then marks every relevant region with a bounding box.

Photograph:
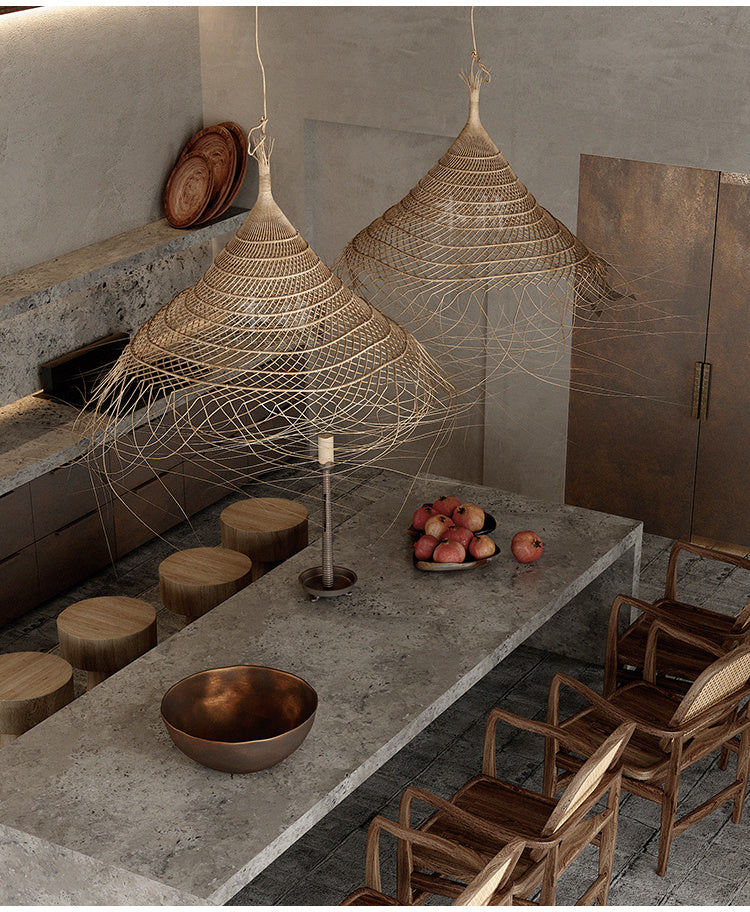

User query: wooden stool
[220,498,309,581]
[57,597,157,690]
[0,652,74,747]
[159,546,253,623]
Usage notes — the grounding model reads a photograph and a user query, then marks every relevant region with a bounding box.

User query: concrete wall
[0,5,203,276]
[2,6,748,501]
[198,5,750,500]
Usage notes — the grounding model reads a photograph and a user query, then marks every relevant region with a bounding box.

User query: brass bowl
[160,665,318,773]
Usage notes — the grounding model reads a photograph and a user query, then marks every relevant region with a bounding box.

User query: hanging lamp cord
[248,5,274,162]
[462,6,491,88]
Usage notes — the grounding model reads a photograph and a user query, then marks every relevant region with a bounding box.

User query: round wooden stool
[220,497,309,581]
[57,596,157,691]
[159,546,253,623]
[0,652,74,747]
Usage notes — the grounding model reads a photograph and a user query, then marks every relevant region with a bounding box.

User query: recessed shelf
[0,206,248,322]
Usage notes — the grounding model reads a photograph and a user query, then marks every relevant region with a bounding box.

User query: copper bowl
[160,665,318,773]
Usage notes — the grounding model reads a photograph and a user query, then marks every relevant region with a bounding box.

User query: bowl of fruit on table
[409,494,498,571]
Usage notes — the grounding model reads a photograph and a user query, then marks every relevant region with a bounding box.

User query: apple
[469,534,496,560]
[442,524,474,549]
[432,494,462,516]
[433,540,466,563]
[511,530,543,563]
[452,502,485,532]
[414,534,439,560]
[424,513,453,539]
[412,503,435,531]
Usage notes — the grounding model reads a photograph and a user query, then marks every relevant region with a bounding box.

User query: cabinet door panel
[566,155,718,538]
[691,175,750,548]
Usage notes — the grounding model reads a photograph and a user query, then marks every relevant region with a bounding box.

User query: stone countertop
[0,208,248,321]
[0,394,82,495]
[0,473,642,904]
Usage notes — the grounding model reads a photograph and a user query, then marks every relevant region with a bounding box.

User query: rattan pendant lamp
[334,10,626,392]
[76,14,456,590]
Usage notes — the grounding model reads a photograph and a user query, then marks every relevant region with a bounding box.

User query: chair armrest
[644,619,724,683]
[548,672,680,739]
[604,594,664,695]
[482,707,591,776]
[364,815,487,895]
[665,540,750,602]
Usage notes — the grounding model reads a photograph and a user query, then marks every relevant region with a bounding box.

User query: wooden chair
[604,540,750,698]
[387,714,634,905]
[341,831,525,906]
[547,639,750,877]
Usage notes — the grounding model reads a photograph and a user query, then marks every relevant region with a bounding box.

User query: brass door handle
[692,361,711,421]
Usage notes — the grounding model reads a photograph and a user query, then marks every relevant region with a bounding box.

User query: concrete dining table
[0,472,641,904]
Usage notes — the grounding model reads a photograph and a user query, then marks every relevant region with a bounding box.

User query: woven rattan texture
[334,79,628,399]
[76,154,456,497]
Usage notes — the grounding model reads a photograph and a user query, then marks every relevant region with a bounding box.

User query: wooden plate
[163,151,213,228]
[180,124,237,223]
[414,543,499,572]
[212,121,249,217]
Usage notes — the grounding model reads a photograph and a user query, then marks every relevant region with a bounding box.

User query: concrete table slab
[0,473,641,904]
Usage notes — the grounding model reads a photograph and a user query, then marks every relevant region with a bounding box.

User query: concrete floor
[1,469,749,906]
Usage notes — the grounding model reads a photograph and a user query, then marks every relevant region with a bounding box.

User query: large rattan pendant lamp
[334,9,626,393]
[75,13,456,571]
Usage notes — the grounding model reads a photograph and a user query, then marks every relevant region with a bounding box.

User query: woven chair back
[542,721,635,836]
[672,642,750,726]
[453,838,525,906]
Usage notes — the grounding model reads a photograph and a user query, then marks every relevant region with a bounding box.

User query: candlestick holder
[299,436,357,599]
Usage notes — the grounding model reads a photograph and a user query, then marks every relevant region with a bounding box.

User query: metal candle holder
[299,434,357,599]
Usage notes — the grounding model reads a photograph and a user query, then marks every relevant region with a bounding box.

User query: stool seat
[159,546,253,622]
[220,498,308,581]
[57,597,157,690]
[0,652,74,746]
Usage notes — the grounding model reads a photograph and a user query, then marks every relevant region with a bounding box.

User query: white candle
[318,433,334,465]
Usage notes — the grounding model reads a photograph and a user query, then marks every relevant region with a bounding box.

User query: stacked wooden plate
[164,122,249,228]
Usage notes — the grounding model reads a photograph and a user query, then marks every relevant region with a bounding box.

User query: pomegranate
[413,534,439,560]
[511,530,543,563]
[452,502,485,532]
[469,534,496,560]
[424,513,453,540]
[411,503,435,531]
[432,494,462,516]
[442,524,474,549]
[433,540,466,563]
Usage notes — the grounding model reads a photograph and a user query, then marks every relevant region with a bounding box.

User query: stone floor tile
[277,828,371,906]
[668,867,742,905]
[642,826,712,871]
[607,853,688,906]
[694,840,750,882]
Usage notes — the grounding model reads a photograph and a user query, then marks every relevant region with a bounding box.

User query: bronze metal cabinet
[566,156,749,549]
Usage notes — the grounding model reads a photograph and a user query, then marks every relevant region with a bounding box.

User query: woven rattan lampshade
[335,61,626,389]
[77,148,456,493]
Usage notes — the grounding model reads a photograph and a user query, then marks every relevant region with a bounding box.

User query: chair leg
[538,845,559,905]
[597,780,622,904]
[720,745,730,770]
[657,763,681,877]
[732,727,750,824]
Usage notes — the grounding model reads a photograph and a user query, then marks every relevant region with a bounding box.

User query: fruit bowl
[161,665,318,773]
[414,541,499,572]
